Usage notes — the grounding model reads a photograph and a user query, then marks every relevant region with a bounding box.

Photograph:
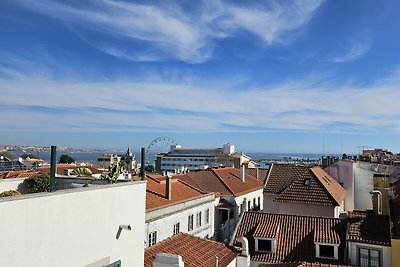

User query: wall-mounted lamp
[116,224,132,239]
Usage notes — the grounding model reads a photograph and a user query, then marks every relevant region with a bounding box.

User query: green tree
[59,154,75,164]
[144,165,155,173]
[24,174,50,193]
[21,153,38,159]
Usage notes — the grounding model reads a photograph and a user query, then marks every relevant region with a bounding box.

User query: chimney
[166,173,172,200]
[153,253,184,267]
[240,165,245,182]
[256,168,259,180]
[236,237,250,267]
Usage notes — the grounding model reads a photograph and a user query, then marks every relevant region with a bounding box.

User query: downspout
[50,145,56,192]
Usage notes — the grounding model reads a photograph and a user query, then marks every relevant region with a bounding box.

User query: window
[188,214,194,231]
[173,222,180,235]
[148,231,157,247]
[248,201,251,211]
[253,198,256,208]
[319,245,335,258]
[196,211,202,227]
[359,248,381,267]
[205,209,210,224]
[256,238,274,252]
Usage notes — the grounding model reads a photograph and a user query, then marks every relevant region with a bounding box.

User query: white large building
[145,174,215,247]
[0,181,146,267]
[155,143,254,173]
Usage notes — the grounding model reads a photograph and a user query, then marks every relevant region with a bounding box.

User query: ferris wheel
[146,137,177,165]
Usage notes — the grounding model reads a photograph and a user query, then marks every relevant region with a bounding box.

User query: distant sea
[12,151,343,165]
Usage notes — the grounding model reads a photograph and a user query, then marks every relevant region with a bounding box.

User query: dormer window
[255,237,276,253]
[315,242,338,259]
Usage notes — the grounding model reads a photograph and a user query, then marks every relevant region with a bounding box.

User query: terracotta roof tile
[233,212,347,264]
[0,170,41,179]
[347,210,391,246]
[175,167,263,197]
[144,233,239,267]
[265,164,309,194]
[145,174,210,211]
[274,167,346,206]
[260,262,353,267]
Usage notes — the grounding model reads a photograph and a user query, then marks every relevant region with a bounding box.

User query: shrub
[0,189,21,197]
[24,174,50,193]
[59,154,75,164]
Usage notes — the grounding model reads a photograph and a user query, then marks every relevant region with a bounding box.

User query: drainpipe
[50,146,56,192]
[370,190,382,215]
[140,147,145,181]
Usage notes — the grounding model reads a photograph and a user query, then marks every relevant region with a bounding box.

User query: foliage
[145,165,155,173]
[70,167,92,176]
[0,189,21,197]
[0,151,14,160]
[59,154,75,164]
[21,153,38,159]
[24,174,50,193]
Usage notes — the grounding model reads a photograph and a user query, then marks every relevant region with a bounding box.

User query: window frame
[188,214,194,231]
[148,231,157,247]
[196,211,202,228]
[205,209,210,224]
[255,237,275,253]
[358,247,381,267]
[173,222,180,235]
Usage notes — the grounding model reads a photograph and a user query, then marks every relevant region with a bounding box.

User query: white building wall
[0,181,146,267]
[325,160,355,211]
[235,189,264,216]
[348,242,391,267]
[263,193,280,213]
[0,178,26,193]
[146,194,215,246]
[353,162,375,210]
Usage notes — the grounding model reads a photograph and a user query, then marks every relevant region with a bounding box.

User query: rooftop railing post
[140,147,146,181]
[50,145,57,192]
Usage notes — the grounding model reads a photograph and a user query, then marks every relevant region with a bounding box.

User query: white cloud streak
[1,69,399,135]
[333,36,371,63]
[14,0,324,63]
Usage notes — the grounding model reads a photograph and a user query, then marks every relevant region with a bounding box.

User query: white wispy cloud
[14,0,324,63]
[333,36,371,63]
[1,65,399,136]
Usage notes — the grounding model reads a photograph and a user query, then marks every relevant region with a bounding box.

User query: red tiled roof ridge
[245,210,342,221]
[145,191,213,212]
[310,167,347,205]
[172,174,210,195]
[211,168,237,196]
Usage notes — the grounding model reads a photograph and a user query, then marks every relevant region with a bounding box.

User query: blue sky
[1,0,400,154]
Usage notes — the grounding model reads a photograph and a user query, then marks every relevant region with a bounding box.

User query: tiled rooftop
[0,170,41,179]
[232,212,347,264]
[175,167,263,197]
[260,262,353,267]
[39,163,104,175]
[266,165,346,206]
[146,174,210,212]
[347,210,391,246]
[144,232,239,267]
[264,164,308,194]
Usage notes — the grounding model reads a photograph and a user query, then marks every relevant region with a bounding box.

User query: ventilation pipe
[50,145,56,192]
[240,165,245,182]
[166,173,172,200]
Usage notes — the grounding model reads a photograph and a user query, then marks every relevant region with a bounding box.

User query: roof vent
[153,253,184,267]
[304,178,311,186]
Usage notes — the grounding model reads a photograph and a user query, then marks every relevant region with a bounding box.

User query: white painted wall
[348,242,391,267]
[146,194,215,246]
[263,193,280,213]
[0,178,26,193]
[0,181,146,267]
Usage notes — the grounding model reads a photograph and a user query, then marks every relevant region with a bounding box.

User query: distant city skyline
[1,0,399,154]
